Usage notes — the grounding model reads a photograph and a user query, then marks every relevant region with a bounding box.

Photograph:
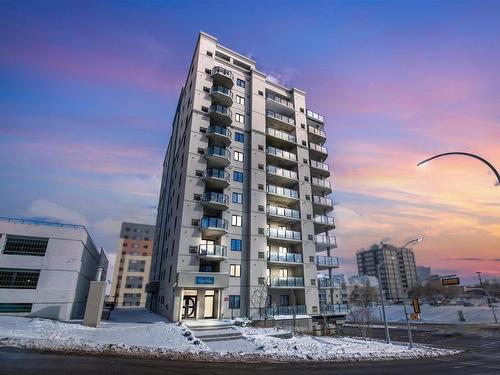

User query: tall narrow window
[232,192,243,204]
[230,264,241,277]
[231,215,242,227]
[234,151,244,162]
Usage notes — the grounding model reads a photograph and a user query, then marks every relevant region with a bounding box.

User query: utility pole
[377,261,391,344]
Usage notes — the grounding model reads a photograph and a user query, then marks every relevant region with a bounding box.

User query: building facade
[0,217,108,320]
[416,266,431,283]
[148,32,337,322]
[110,222,155,308]
[356,243,417,301]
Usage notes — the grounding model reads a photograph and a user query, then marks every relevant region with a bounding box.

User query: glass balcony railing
[267,228,301,241]
[267,205,300,219]
[318,278,339,288]
[206,146,230,159]
[210,85,233,98]
[209,104,232,118]
[320,304,349,315]
[266,128,296,143]
[307,125,326,138]
[211,66,234,81]
[198,244,227,257]
[267,276,304,287]
[310,160,330,171]
[267,165,297,180]
[266,109,295,126]
[316,255,339,267]
[311,177,332,189]
[306,109,325,122]
[200,217,228,230]
[313,215,335,226]
[202,192,229,205]
[266,146,297,161]
[207,125,231,138]
[267,184,299,199]
[203,168,230,181]
[309,142,327,154]
[268,252,303,263]
[272,305,306,315]
[315,235,337,246]
[313,195,333,207]
[266,92,294,109]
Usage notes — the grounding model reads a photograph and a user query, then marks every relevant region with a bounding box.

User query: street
[1,327,499,375]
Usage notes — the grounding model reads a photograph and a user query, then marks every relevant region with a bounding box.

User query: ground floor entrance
[180,289,220,320]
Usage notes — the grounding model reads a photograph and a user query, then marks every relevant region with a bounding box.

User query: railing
[198,244,227,257]
[273,305,306,315]
[266,146,297,161]
[316,255,339,267]
[209,104,232,117]
[202,192,229,205]
[227,306,309,320]
[313,195,333,207]
[309,142,327,154]
[267,184,299,199]
[0,216,84,229]
[267,205,300,219]
[313,215,334,226]
[315,235,337,246]
[266,127,296,143]
[268,252,303,263]
[310,160,329,171]
[211,66,234,81]
[267,165,297,179]
[306,109,324,122]
[317,278,339,288]
[267,228,301,241]
[207,126,231,138]
[307,125,326,138]
[266,92,294,109]
[210,85,233,98]
[200,217,228,230]
[203,168,230,181]
[266,109,295,126]
[206,146,231,158]
[268,276,304,287]
[311,177,331,189]
[320,304,349,315]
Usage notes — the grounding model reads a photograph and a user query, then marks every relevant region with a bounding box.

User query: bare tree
[348,281,379,340]
[250,284,268,320]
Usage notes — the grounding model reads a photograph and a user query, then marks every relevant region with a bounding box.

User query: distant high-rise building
[110,222,155,308]
[416,266,431,282]
[356,243,417,300]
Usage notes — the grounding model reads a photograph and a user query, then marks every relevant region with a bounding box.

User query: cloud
[93,218,122,235]
[107,174,161,197]
[25,199,88,226]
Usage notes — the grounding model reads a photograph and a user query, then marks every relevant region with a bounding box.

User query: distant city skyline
[1,0,499,285]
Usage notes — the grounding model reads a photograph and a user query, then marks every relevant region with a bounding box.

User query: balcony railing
[200,217,228,230]
[267,184,299,199]
[209,104,232,118]
[315,235,337,247]
[272,305,306,315]
[206,146,230,158]
[207,125,231,138]
[268,276,304,287]
[211,66,234,81]
[310,160,329,171]
[316,255,339,267]
[313,195,333,207]
[317,278,339,288]
[203,168,230,181]
[307,125,326,138]
[266,146,297,161]
[267,165,297,180]
[311,177,331,189]
[202,192,229,205]
[266,128,296,143]
[210,85,233,98]
[266,109,295,126]
[267,205,300,219]
[309,142,327,154]
[268,252,303,263]
[313,215,335,226]
[320,304,349,315]
[198,244,227,257]
[266,92,294,109]
[267,228,301,241]
[306,109,325,123]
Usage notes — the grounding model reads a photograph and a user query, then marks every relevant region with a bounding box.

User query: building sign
[224,296,229,302]
[442,277,460,286]
[195,276,215,285]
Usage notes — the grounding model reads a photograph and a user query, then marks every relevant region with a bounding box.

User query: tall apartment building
[148,32,337,322]
[0,217,108,320]
[356,243,417,301]
[110,222,155,308]
[416,266,431,282]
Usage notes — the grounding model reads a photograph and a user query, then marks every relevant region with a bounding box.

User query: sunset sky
[1,0,499,284]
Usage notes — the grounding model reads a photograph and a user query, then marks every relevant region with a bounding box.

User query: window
[233,171,243,182]
[232,192,243,204]
[205,68,211,74]
[2,235,48,257]
[125,276,143,289]
[235,113,245,123]
[236,95,245,105]
[0,269,40,289]
[203,86,209,93]
[0,303,32,313]
[234,151,244,162]
[206,51,213,57]
[201,106,208,113]
[230,264,241,277]
[127,260,145,272]
[229,295,240,309]
[122,293,142,307]
[258,90,263,96]
[231,215,242,227]
[235,132,244,143]
[230,239,242,251]
[237,78,245,88]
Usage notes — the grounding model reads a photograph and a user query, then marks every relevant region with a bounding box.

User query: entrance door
[182,295,197,319]
[204,290,215,318]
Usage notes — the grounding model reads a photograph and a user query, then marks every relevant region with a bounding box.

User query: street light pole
[376,260,391,344]
[477,272,498,324]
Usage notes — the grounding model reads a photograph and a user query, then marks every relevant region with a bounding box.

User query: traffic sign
[411,298,421,314]
[442,277,460,286]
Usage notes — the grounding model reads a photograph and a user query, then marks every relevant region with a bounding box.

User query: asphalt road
[1,327,499,375]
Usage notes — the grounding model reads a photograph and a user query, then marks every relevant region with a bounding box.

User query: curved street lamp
[417,152,500,186]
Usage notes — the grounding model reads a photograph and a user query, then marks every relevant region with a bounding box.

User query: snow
[0,308,458,362]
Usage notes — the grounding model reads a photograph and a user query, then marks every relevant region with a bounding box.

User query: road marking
[434,357,500,370]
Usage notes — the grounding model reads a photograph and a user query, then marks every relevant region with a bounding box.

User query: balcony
[205,146,231,168]
[209,104,232,126]
[268,252,303,264]
[207,125,232,147]
[267,165,298,187]
[211,66,234,88]
[210,85,233,107]
[312,195,334,209]
[268,276,304,288]
[313,215,335,233]
[314,235,337,249]
[267,204,300,224]
[317,278,339,288]
[320,304,349,316]
[203,168,230,189]
[266,92,294,116]
[310,160,330,177]
[198,244,227,261]
[266,184,299,205]
[266,109,295,131]
[201,192,229,211]
[200,217,228,237]
[266,146,297,168]
[306,109,325,123]
[309,142,328,158]
[267,228,301,243]
[316,255,339,269]
[311,177,332,195]
[266,127,296,148]
[271,305,307,316]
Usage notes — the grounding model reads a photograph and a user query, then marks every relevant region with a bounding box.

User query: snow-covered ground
[0,309,458,362]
